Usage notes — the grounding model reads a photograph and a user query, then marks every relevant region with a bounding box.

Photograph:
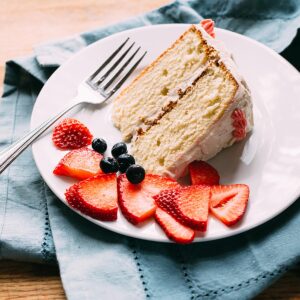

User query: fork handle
[0,101,80,174]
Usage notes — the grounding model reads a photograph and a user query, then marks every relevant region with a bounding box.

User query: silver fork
[0,38,147,174]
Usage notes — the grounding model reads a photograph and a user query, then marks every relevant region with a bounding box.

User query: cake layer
[112,27,210,141]
[131,62,241,178]
[113,23,253,179]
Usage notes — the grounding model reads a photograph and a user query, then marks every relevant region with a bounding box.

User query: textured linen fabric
[0,0,300,299]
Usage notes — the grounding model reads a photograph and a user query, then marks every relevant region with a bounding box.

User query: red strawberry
[155,208,195,244]
[65,183,78,207]
[154,185,210,231]
[117,174,179,225]
[52,118,93,150]
[65,174,118,221]
[189,161,220,186]
[231,108,247,141]
[53,147,102,180]
[200,19,215,38]
[65,183,88,214]
[210,184,249,226]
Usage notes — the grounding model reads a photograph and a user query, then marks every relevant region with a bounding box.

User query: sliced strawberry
[53,147,102,180]
[210,184,249,226]
[155,208,195,244]
[52,118,93,150]
[200,19,215,38]
[231,108,247,141]
[65,183,79,208]
[154,185,210,231]
[117,174,179,225]
[65,174,118,221]
[189,161,220,186]
[65,183,88,214]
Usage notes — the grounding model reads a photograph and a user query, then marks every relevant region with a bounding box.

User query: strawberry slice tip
[189,161,220,186]
[210,184,249,226]
[117,174,179,225]
[155,208,195,244]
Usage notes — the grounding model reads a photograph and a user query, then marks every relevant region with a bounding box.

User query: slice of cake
[112,20,253,179]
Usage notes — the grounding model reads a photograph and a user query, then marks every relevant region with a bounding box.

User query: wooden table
[0,1,299,299]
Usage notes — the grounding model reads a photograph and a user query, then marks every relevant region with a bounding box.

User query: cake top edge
[193,23,251,97]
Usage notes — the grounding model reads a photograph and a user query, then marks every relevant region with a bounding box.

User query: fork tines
[87,38,147,98]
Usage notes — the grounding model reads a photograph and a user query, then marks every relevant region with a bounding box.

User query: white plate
[31,24,300,242]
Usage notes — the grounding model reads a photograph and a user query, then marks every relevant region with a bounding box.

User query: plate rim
[31,23,300,243]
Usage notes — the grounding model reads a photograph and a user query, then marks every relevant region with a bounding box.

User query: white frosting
[163,25,254,179]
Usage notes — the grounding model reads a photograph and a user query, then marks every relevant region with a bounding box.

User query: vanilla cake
[112,21,253,179]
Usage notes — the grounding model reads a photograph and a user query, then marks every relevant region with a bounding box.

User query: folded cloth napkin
[1,0,300,299]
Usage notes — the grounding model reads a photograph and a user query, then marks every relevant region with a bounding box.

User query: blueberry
[100,157,118,173]
[117,154,135,173]
[92,138,107,154]
[126,164,145,184]
[111,142,127,158]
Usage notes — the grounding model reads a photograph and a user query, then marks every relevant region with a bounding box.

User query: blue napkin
[1,0,300,299]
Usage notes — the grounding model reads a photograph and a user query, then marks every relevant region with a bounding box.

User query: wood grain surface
[0,0,299,299]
